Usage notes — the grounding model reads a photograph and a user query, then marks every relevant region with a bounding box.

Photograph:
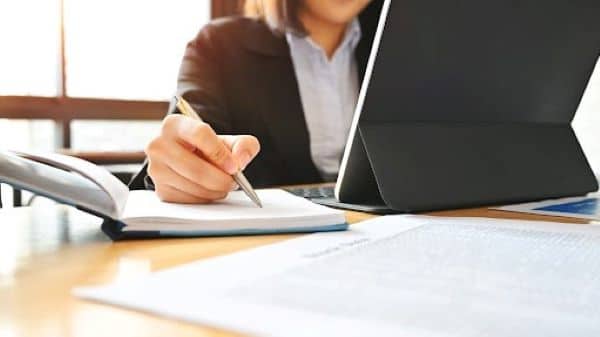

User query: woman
[130,0,383,203]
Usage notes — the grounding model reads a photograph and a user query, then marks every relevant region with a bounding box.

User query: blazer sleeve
[129,24,232,190]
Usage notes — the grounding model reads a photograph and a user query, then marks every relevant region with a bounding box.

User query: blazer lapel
[242,21,322,183]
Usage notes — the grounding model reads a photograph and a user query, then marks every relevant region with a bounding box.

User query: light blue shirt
[286,19,362,179]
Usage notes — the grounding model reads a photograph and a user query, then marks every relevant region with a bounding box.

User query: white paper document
[75,215,600,337]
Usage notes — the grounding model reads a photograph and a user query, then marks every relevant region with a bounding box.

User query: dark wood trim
[53,119,71,148]
[55,0,69,147]
[0,96,167,120]
[13,188,22,207]
[58,149,146,164]
[58,0,67,97]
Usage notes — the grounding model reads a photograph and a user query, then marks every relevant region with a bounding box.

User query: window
[64,0,210,101]
[0,0,61,96]
[0,0,214,151]
[0,120,56,152]
[71,120,160,151]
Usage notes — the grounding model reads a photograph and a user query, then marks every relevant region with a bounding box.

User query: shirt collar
[286,18,362,56]
[344,18,362,52]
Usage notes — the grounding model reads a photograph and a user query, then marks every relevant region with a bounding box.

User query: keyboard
[285,186,335,200]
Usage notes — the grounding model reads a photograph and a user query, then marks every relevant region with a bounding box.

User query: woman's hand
[145,114,260,203]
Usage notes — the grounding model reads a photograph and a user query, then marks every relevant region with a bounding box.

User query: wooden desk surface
[0,203,594,337]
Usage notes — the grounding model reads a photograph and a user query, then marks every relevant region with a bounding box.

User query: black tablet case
[336,0,600,212]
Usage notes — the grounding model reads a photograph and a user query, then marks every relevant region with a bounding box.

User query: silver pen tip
[251,191,263,208]
[233,172,263,208]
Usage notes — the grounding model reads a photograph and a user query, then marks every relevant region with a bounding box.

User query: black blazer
[129,1,382,190]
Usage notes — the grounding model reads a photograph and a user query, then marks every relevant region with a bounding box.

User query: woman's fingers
[146,114,262,203]
[164,141,236,192]
[154,183,211,204]
[221,135,261,170]
[165,114,238,174]
[148,162,229,201]
[148,139,236,193]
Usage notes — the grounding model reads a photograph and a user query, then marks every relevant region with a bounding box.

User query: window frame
[0,0,242,148]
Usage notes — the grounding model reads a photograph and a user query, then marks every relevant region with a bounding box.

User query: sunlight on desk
[0,200,593,337]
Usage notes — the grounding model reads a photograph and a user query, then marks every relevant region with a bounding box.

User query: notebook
[104,189,348,240]
[0,151,348,240]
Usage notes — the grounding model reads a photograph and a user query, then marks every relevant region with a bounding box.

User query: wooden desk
[0,204,592,337]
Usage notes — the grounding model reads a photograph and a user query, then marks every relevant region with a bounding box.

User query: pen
[174,95,263,208]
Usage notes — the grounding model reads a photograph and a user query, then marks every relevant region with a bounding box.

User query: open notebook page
[121,189,345,231]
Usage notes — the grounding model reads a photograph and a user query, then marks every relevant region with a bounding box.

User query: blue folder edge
[101,219,349,241]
